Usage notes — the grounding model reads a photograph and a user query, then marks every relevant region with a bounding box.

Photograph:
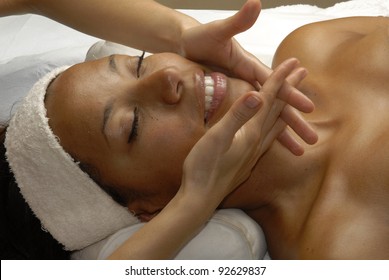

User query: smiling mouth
[204,73,227,124]
[204,75,214,119]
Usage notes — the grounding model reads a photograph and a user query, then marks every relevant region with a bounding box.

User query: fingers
[277,62,318,147]
[284,68,314,113]
[182,90,264,194]
[235,58,301,148]
[244,58,317,156]
[277,75,314,114]
[259,58,300,112]
[280,105,318,145]
[211,92,262,144]
[216,0,261,40]
[241,58,300,137]
[260,117,287,154]
[248,59,314,114]
[277,129,305,156]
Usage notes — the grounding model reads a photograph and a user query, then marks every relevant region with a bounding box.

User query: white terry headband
[5,66,138,251]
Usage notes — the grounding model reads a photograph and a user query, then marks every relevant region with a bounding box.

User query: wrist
[108,184,220,260]
[173,182,223,218]
[174,12,199,56]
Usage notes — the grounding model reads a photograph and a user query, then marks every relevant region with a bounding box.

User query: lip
[194,70,206,119]
[204,72,227,125]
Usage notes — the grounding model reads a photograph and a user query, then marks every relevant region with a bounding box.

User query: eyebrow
[101,56,119,143]
[102,99,114,143]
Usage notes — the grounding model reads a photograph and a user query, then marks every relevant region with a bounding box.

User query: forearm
[108,189,220,259]
[1,0,199,54]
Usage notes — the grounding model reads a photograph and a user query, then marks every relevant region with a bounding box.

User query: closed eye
[136,51,146,78]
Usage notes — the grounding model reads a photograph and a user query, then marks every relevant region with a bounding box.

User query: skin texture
[45,53,256,216]
[226,16,389,259]
[46,16,389,259]
[45,53,312,219]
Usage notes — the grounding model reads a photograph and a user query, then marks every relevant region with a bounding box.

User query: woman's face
[45,53,254,216]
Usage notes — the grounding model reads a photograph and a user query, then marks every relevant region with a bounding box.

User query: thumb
[217,0,261,39]
[211,92,262,143]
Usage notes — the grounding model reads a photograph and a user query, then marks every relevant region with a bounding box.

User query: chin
[208,78,254,127]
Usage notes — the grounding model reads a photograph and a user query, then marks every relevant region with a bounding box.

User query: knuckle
[231,108,250,124]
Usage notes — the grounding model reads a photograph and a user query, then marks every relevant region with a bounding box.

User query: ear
[127,199,162,222]
[137,210,161,222]
[126,188,175,222]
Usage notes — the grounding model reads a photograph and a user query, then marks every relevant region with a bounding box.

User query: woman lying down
[1,16,389,260]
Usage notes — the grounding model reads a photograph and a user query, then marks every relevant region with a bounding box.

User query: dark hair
[0,123,140,259]
[0,125,70,259]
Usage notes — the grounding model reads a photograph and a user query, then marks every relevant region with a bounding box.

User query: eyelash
[128,51,145,143]
[136,51,146,78]
[128,106,139,143]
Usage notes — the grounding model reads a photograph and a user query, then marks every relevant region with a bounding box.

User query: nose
[138,67,182,105]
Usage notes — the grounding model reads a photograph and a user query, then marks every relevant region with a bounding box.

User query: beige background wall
[156,0,346,10]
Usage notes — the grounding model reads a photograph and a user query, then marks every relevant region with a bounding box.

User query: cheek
[140,120,204,179]
[100,118,204,200]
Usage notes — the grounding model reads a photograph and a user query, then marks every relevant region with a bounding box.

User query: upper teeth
[204,76,214,111]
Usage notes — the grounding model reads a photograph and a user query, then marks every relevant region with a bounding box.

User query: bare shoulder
[273,16,389,104]
[299,174,389,260]
[299,217,389,259]
[300,129,389,260]
[272,16,389,70]
[272,16,389,260]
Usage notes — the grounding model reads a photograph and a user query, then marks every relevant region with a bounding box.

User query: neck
[221,119,334,240]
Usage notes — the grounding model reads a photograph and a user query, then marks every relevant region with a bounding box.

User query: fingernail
[245,95,261,109]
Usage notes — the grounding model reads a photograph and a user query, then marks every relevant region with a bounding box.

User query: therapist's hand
[180,0,317,155]
[181,0,267,84]
[182,58,310,198]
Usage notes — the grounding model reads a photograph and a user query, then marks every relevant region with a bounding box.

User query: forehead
[44,60,111,159]
[46,58,118,106]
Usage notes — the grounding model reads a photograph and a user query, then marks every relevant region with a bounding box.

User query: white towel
[323,0,389,17]
[5,67,138,251]
[269,0,389,17]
